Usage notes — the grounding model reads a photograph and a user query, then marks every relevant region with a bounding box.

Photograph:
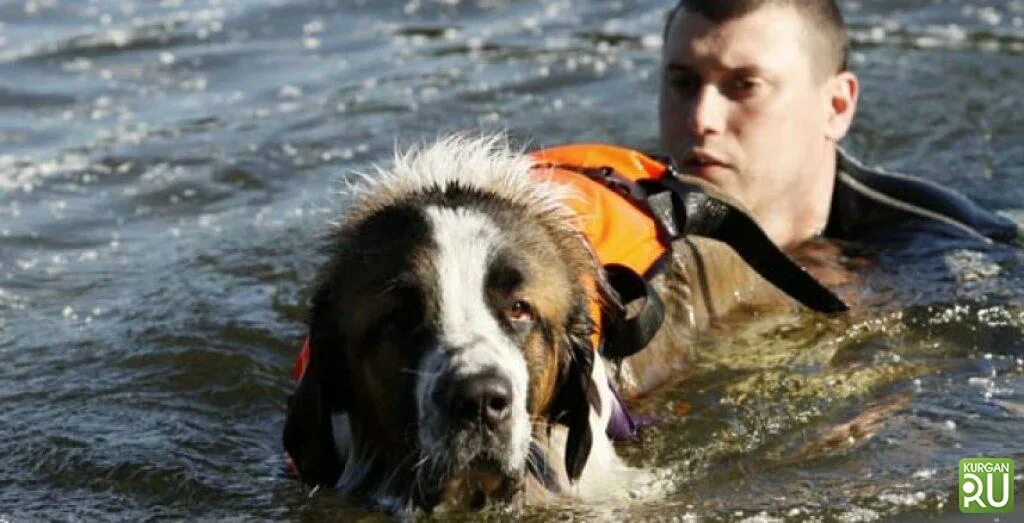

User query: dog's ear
[283,282,347,488]
[549,297,601,482]
[562,341,596,482]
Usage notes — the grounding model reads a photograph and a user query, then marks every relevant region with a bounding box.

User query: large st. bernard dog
[283,135,845,513]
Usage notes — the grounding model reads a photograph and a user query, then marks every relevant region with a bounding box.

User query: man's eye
[725,77,763,98]
[667,71,700,93]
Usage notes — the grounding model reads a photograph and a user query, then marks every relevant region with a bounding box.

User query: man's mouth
[679,150,731,172]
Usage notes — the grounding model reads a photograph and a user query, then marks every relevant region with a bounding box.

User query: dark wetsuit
[824,149,1020,245]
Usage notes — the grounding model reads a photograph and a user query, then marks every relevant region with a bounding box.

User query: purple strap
[605,383,658,441]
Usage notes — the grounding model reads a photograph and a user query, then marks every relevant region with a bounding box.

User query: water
[1,0,1022,519]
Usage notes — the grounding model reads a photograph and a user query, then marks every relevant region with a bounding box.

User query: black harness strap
[600,263,666,360]
[646,174,849,314]
[549,161,848,360]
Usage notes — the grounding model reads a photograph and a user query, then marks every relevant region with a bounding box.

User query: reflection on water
[1,0,1022,519]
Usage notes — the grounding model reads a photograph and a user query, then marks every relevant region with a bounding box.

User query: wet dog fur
[283,135,802,513]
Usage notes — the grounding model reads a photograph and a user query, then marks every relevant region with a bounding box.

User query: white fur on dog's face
[415,205,532,480]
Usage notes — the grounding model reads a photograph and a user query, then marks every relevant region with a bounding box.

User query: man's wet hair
[665,0,849,77]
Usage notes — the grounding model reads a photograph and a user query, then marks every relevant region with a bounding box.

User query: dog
[282,135,846,513]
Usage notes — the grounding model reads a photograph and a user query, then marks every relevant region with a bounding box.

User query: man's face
[659,5,836,221]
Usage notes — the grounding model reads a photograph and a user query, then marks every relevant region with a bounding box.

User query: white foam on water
[835,506,881,522]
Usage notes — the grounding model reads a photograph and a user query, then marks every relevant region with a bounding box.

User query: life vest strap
[568,159,848,315]
[643,174,849,314]
[600,263,666,360]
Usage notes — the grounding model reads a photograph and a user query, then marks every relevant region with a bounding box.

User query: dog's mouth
[439,456,524,510]
[410,431,529,511]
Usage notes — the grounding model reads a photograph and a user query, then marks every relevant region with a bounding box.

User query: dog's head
[283,136,604,511]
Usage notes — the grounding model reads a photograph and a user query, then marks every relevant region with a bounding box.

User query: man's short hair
[665,0,849,78]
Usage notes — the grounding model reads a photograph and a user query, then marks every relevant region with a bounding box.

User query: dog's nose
[450,373,513,429]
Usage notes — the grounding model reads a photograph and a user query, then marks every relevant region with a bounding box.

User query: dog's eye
[504,300,534,323]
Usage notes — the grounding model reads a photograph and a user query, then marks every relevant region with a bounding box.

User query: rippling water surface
[1,0,1022,520]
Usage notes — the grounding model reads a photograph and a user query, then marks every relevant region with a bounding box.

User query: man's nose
[687,85,726,137]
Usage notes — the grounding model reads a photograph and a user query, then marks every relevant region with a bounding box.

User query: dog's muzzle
[417,348,532,507]
[426,365,521,465]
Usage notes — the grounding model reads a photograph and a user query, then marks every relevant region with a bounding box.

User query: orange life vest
[528,144,675,352]
[530,144,670,277]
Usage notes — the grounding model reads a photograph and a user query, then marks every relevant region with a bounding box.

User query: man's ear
[283,283,348,488]
[825,70,859,142]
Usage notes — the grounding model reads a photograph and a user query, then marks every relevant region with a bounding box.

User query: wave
[850,22,1024,54]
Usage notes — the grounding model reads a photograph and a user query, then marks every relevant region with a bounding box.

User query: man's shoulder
[823,149,1020,245]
